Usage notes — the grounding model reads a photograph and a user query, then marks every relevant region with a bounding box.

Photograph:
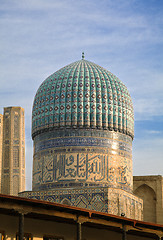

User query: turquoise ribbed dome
[32,59,134,139]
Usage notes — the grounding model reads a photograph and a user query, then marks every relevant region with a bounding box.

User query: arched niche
[134,184,156,223]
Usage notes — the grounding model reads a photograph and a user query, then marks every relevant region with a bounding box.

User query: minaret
[1,107,25,196]
[0,114,3,193]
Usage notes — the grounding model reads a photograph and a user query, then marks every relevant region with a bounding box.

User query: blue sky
[0,0,163,190]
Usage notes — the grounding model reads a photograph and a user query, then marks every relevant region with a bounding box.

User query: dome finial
[82,52,85,60]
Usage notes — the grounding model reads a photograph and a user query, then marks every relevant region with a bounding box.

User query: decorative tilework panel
[19,186,143,220]
[33,149,133,193]
[35,129,132,144]
[20,187,108,213]
[34,136,132,154]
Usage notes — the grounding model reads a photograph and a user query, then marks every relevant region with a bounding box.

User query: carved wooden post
[19,213,24,240]
[157,236,162,240]
[122,223,127,240]
[77,220,82,240]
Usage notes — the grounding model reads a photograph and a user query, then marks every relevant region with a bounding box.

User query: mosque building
[19,54,143,220]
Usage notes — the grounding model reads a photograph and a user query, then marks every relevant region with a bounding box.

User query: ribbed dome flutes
[32,59,134,139]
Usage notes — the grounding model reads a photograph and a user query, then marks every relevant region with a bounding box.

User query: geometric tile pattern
[19,186,143,220]
[32,59,134,139]
[34,136,132,154]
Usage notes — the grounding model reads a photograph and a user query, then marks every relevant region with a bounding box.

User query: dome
[32,58,134,139]
[32,57,134,193]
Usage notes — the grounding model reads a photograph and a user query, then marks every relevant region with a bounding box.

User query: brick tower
[1,107,25,196]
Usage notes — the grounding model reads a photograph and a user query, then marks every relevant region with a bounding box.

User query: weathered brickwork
[134,175,163,224]
[107,188,143,219]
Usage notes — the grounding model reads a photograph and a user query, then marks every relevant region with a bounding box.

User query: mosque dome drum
[32,58,134,193]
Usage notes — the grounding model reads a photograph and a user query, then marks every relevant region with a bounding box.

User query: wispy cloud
[134,98,163,120]
[145,130,162,134]
[133,137,163,176]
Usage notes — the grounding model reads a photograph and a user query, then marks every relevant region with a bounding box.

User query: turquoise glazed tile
[32,59,134,139]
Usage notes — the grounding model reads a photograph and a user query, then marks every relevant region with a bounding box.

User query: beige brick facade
[1,107,25,196]
[133,175,163,224]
